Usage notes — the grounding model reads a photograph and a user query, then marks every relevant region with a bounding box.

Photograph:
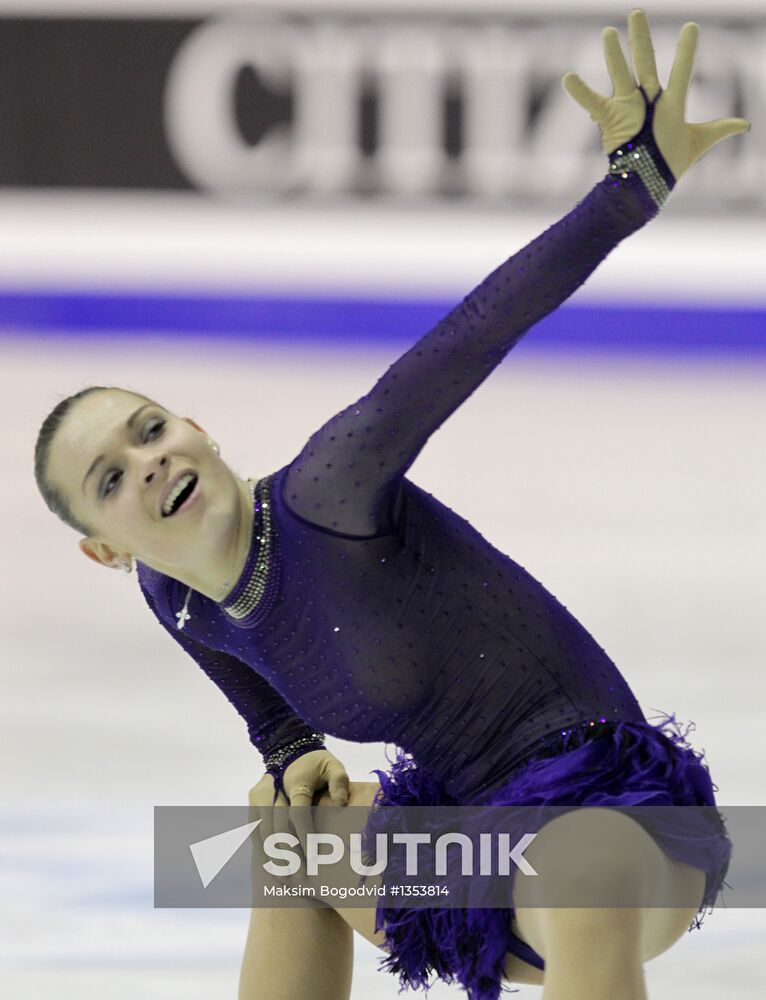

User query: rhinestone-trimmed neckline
[220,475,278,623]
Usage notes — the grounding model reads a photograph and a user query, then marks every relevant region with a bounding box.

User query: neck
[164,476,255,603]
[206,476,255,603]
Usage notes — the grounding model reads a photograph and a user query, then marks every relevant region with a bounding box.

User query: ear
[79,537,125,571]
[184,417,206,435]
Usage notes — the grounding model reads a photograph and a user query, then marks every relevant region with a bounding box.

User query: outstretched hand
[562,8,750,181]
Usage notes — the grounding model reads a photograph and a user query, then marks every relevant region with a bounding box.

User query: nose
[144,454,168,485]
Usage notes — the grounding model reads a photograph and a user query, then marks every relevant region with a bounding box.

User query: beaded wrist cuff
[607,86,676,211]
[265,732,327,804]
[264,732,327,771]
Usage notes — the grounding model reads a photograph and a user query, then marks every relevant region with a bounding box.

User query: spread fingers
[628,9,661,99]
[667,21,700,104]
[603,27,635,97]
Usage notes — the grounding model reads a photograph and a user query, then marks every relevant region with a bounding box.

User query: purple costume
[137,91,730,999]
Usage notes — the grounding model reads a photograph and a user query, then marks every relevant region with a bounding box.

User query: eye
[102,471,122,497]
[144,418,165,441]
[99,418,166,499]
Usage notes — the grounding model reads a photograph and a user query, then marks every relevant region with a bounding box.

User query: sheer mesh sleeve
[283,167,664,537]
[138,582,325,776]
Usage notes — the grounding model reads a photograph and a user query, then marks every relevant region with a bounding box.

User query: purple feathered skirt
[362,712,732,1000]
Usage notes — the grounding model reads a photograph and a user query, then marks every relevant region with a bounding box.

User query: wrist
[264,731,327,773]
[265,732,327,805]
[606,86,677,213]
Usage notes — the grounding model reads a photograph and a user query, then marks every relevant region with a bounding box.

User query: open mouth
[161,473,199,518]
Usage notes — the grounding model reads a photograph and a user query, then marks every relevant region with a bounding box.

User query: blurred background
[1,0,764,997]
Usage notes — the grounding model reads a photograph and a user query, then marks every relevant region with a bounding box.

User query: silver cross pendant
[175,587,193,630]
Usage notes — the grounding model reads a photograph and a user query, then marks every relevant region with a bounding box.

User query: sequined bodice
[137,164,658,802]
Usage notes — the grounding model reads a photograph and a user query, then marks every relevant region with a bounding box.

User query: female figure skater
[34,10,747,1000]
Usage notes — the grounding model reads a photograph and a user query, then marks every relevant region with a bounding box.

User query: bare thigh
[311,781,549,986]
[510,808,707,971]
[310,780,389,950]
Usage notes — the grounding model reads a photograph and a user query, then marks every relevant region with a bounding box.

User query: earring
[208,438,221,456]
[120,558,134,574]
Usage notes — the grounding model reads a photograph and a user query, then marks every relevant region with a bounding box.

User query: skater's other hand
[562,8,750,181]
[249,749,350,865]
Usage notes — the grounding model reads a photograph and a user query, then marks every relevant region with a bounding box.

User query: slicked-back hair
[34,386,151,536]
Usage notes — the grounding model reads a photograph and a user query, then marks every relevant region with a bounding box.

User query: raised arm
[283,11,748,537]
[138,582,326,804]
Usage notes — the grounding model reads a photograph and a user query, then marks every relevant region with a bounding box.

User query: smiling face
[45,388,245,582]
